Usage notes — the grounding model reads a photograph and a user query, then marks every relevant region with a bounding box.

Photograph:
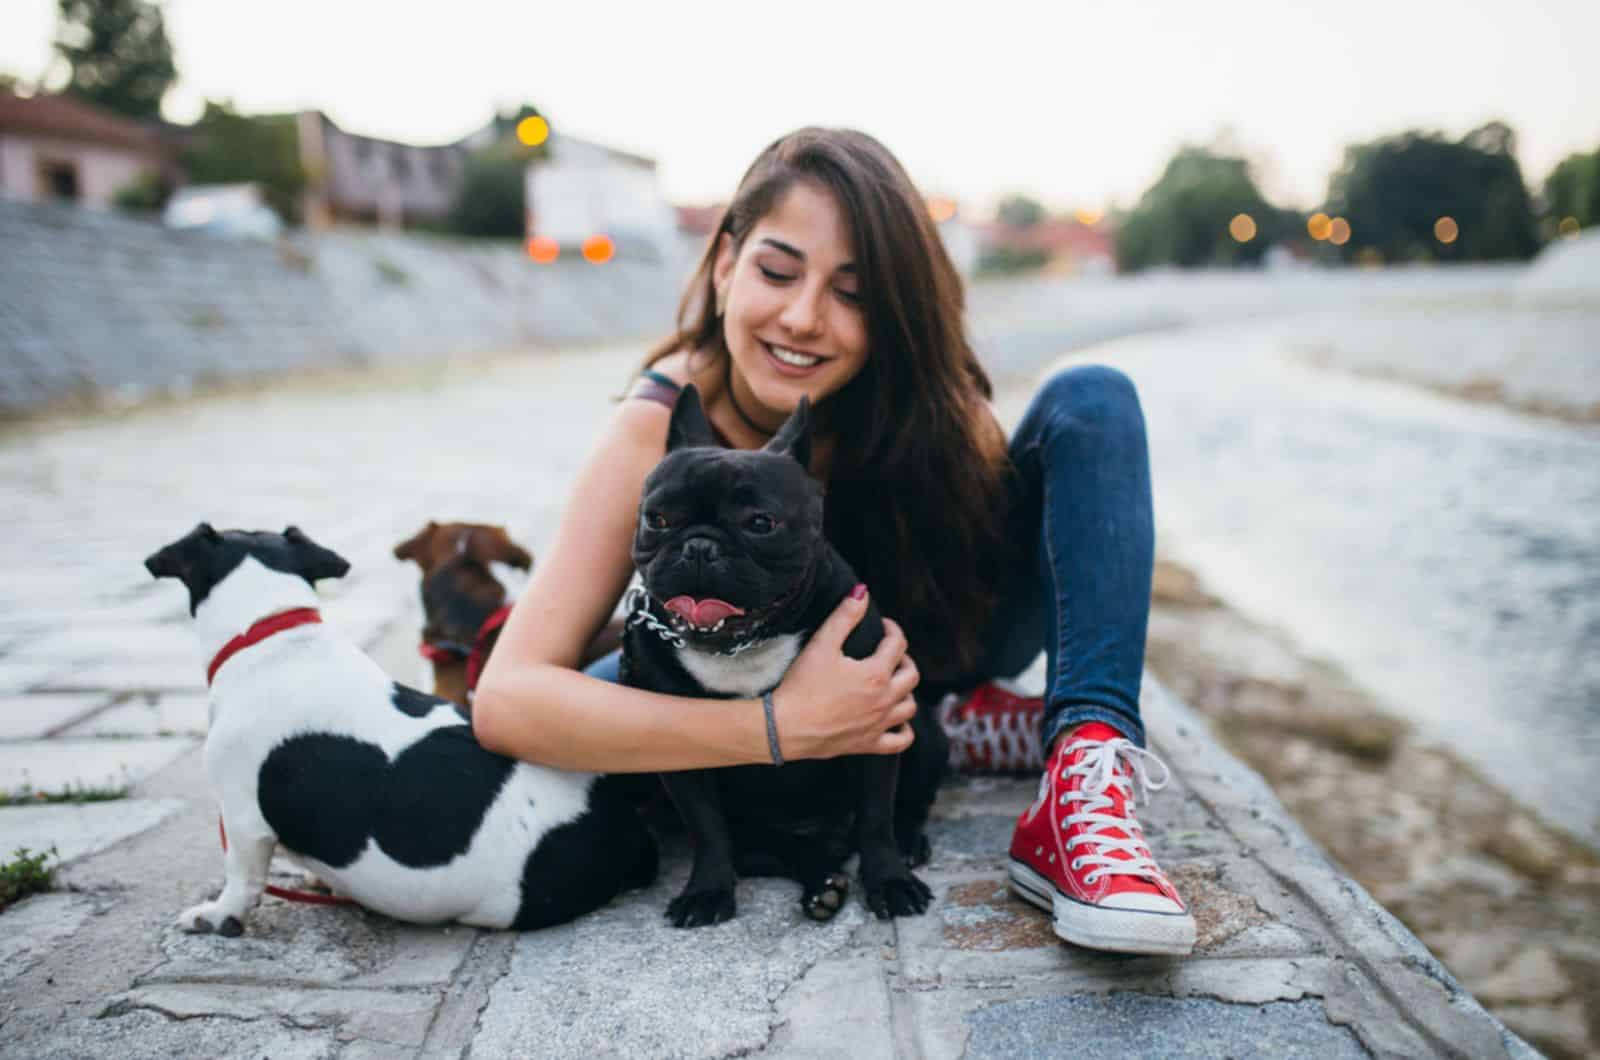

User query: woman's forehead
[748,184,855,269]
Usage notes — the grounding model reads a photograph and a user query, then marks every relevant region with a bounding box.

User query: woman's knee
[1026,364,1145,439]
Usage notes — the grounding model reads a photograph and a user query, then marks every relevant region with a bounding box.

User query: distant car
[164,183,283,241]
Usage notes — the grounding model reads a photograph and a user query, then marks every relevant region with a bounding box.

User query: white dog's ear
[666,384,719,452]
[764,395,811,471]
[283,526,352,583]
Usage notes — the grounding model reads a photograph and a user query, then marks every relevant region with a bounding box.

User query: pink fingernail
[850,583,867,600]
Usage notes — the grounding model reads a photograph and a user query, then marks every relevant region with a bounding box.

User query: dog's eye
[744,514,776,535]
[643,512,669,532]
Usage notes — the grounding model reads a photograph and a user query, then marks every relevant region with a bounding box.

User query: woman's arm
[471,397,919,773]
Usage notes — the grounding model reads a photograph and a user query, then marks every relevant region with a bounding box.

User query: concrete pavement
[0,344,1535,1058]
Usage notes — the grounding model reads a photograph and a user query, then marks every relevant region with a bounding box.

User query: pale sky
[4,0,1598,216]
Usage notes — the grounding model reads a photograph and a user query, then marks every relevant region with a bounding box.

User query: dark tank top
[627,369,736,448]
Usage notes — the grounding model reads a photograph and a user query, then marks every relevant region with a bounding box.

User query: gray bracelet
[762,691,784,766]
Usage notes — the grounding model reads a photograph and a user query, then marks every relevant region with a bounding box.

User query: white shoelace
[937,686,1044,772]
[1058,736,1173,885]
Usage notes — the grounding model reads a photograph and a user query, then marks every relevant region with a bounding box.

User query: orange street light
[1329,217,1352,246]
[583,235,615,264]
[1075,207,1104,226]
[1307,213,1332,241]
[526,236,559,263]
[1229,213,1257,242]
[927,196,958,223]
[1434,217,1459,244]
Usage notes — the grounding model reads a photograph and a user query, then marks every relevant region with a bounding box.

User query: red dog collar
[466,604,513,692]
[207,608,322,686]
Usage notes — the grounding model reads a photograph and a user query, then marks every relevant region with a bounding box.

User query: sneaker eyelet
[1069,857,1083,870]
[1085,872,1101,884]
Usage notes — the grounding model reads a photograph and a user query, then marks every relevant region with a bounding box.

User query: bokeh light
[1356,247,1384,267]
[582,235,615,264]
[1075,207,1104,226]
[926,196,958,223]
[526,236,559,263]
[1228,213,1257,242]
[1434,216,1459,244]
[516,116,550,147]
[1307,213,1332,241]
[1558,216,1581,237]
[1329,217,1352,246]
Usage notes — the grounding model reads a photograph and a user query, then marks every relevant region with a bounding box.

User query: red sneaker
[1007,721,1196,955]
[938,681,1045,773]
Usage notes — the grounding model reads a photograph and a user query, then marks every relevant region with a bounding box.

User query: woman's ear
[711,232,735,312]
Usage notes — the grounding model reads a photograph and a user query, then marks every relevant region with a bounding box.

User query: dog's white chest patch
[675,634,801,697]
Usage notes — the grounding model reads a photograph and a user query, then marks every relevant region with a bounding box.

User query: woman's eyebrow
[758,237,856,274]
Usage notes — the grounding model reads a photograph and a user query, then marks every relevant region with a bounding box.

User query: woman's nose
[778,284,825,337]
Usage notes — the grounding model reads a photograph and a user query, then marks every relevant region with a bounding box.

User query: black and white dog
[623,386,944,927]
[145,524,656,936]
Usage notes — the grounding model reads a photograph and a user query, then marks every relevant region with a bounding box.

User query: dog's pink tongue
[664,596,745,626]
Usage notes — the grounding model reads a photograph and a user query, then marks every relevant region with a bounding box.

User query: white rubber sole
[1009,858,1196,956]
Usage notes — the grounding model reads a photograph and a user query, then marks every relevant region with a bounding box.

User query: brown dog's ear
[464,526,533,570]
[394,521,439,564]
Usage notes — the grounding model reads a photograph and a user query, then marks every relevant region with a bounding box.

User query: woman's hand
[772,587,920,759]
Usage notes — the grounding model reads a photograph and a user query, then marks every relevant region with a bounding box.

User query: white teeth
[770,345,821,368]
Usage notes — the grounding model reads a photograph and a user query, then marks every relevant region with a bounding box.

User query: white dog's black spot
[375,726,514,866]
[391,683,448,718]
[257,727,515,871]
[259,734,386,868]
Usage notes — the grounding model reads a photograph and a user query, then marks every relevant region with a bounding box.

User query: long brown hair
[643,127,1010,678]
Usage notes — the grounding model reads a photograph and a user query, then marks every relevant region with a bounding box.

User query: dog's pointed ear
[465,526,533,570]
[763,395,812,471]
[144,521,220,580]
[283,525,352,583]
[667,384,718,452]
[394,521,438,564]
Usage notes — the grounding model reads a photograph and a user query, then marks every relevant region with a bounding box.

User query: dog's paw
[864,871,933,920]
[178,901,246,937]
[800,873,850,922]
[666,885,736,928]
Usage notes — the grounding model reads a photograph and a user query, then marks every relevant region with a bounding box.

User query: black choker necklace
[724,360,778,438]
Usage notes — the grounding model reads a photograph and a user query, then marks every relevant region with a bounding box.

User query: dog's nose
[681,537,721,565]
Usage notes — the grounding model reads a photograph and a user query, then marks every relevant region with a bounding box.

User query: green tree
[447,104,549,238]
[1542,148,1600,232]
[996,194,1046,229]
[183,101,305,223]
[1114,146,1288,271]
[53,0,176,121]
[1323,122,1539,263]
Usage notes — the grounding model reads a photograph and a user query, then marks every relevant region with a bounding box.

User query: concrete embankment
[0,344,1534,1058]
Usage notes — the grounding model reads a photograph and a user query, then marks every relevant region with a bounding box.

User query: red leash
[217,817,358,907]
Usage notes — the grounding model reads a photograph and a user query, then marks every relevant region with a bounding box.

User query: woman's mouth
[763,342,827,376]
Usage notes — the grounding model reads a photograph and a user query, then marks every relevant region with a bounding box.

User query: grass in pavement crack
[0,846,57,912]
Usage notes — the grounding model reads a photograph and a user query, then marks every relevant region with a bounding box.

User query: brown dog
[394,522,622,710]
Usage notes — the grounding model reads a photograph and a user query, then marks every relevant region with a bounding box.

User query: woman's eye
[757,266,795,283]
[835,288,863,305]
[644,512,669,531]
[745,514,776,534]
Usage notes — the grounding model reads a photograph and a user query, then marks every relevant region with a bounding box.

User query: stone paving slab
[0,736,197,796]
[61,692,208,737]
[0,798,185,865]
[0,692,112,739]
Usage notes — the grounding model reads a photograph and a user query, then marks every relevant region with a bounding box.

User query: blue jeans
[585,364,1154,751]
[962,364,1154,750]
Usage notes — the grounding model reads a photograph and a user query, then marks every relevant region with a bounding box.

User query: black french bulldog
[622,384,943,927]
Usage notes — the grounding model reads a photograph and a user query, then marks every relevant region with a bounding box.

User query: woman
[474,127,1195,955]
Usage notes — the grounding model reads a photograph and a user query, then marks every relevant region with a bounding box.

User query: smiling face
[711,181,869,428]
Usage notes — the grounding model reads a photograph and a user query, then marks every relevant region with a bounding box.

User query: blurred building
[977,217,1115,275]
[297,110,494,230]
[524,132,678,262]
[0,90,180,209]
